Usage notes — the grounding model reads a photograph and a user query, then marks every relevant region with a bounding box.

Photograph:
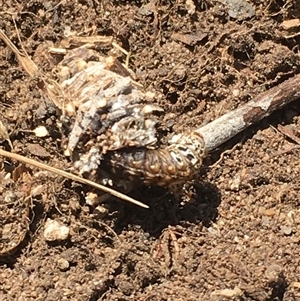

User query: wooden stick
[198,74,300,152]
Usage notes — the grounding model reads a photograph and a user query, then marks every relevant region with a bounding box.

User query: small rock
[33,126,49,137]
[281,19,300,30]
[44,219,70,241]
[232,88,240,97]
[292,282,300,288]
[261,215,270,226]
[218,0,255,20]
[280,225,292,236]
[85,192,99,206]
[265,264,283,281]
[229,175,241,191]
[57,258,70,271]
[264,208,276,217]
[93,205,109,219]
[211,287,243,298]
[206,226,220,237]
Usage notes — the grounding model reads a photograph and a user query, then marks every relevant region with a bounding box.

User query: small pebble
[85,192,99,206]
[211,287,243,298]
[93,205,109,219]
[232,88,240,97]
[280,225,292,236]
[219,0,255,19]
[44,219,70,241]
[261,216,270,226]
[292,282,300,288]
[57,258,70,271]
[265,264,283,281]
[264,208,276,217]
[33,126,49,137]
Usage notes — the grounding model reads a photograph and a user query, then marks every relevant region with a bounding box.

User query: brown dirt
[1,0,300,300]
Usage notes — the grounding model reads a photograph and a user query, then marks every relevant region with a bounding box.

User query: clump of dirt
[1,0,300,300]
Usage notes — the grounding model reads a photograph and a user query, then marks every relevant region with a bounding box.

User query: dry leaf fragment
[27,143,51,158]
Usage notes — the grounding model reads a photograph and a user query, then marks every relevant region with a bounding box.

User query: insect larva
[108,132,206,186]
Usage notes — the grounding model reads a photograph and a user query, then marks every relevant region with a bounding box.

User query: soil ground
[1,0,300,300]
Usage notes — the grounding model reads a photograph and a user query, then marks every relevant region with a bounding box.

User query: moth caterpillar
[108,132,206,187]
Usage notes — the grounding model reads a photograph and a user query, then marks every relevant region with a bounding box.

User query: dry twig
[197,74,300,152]
[0,29,38,77]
